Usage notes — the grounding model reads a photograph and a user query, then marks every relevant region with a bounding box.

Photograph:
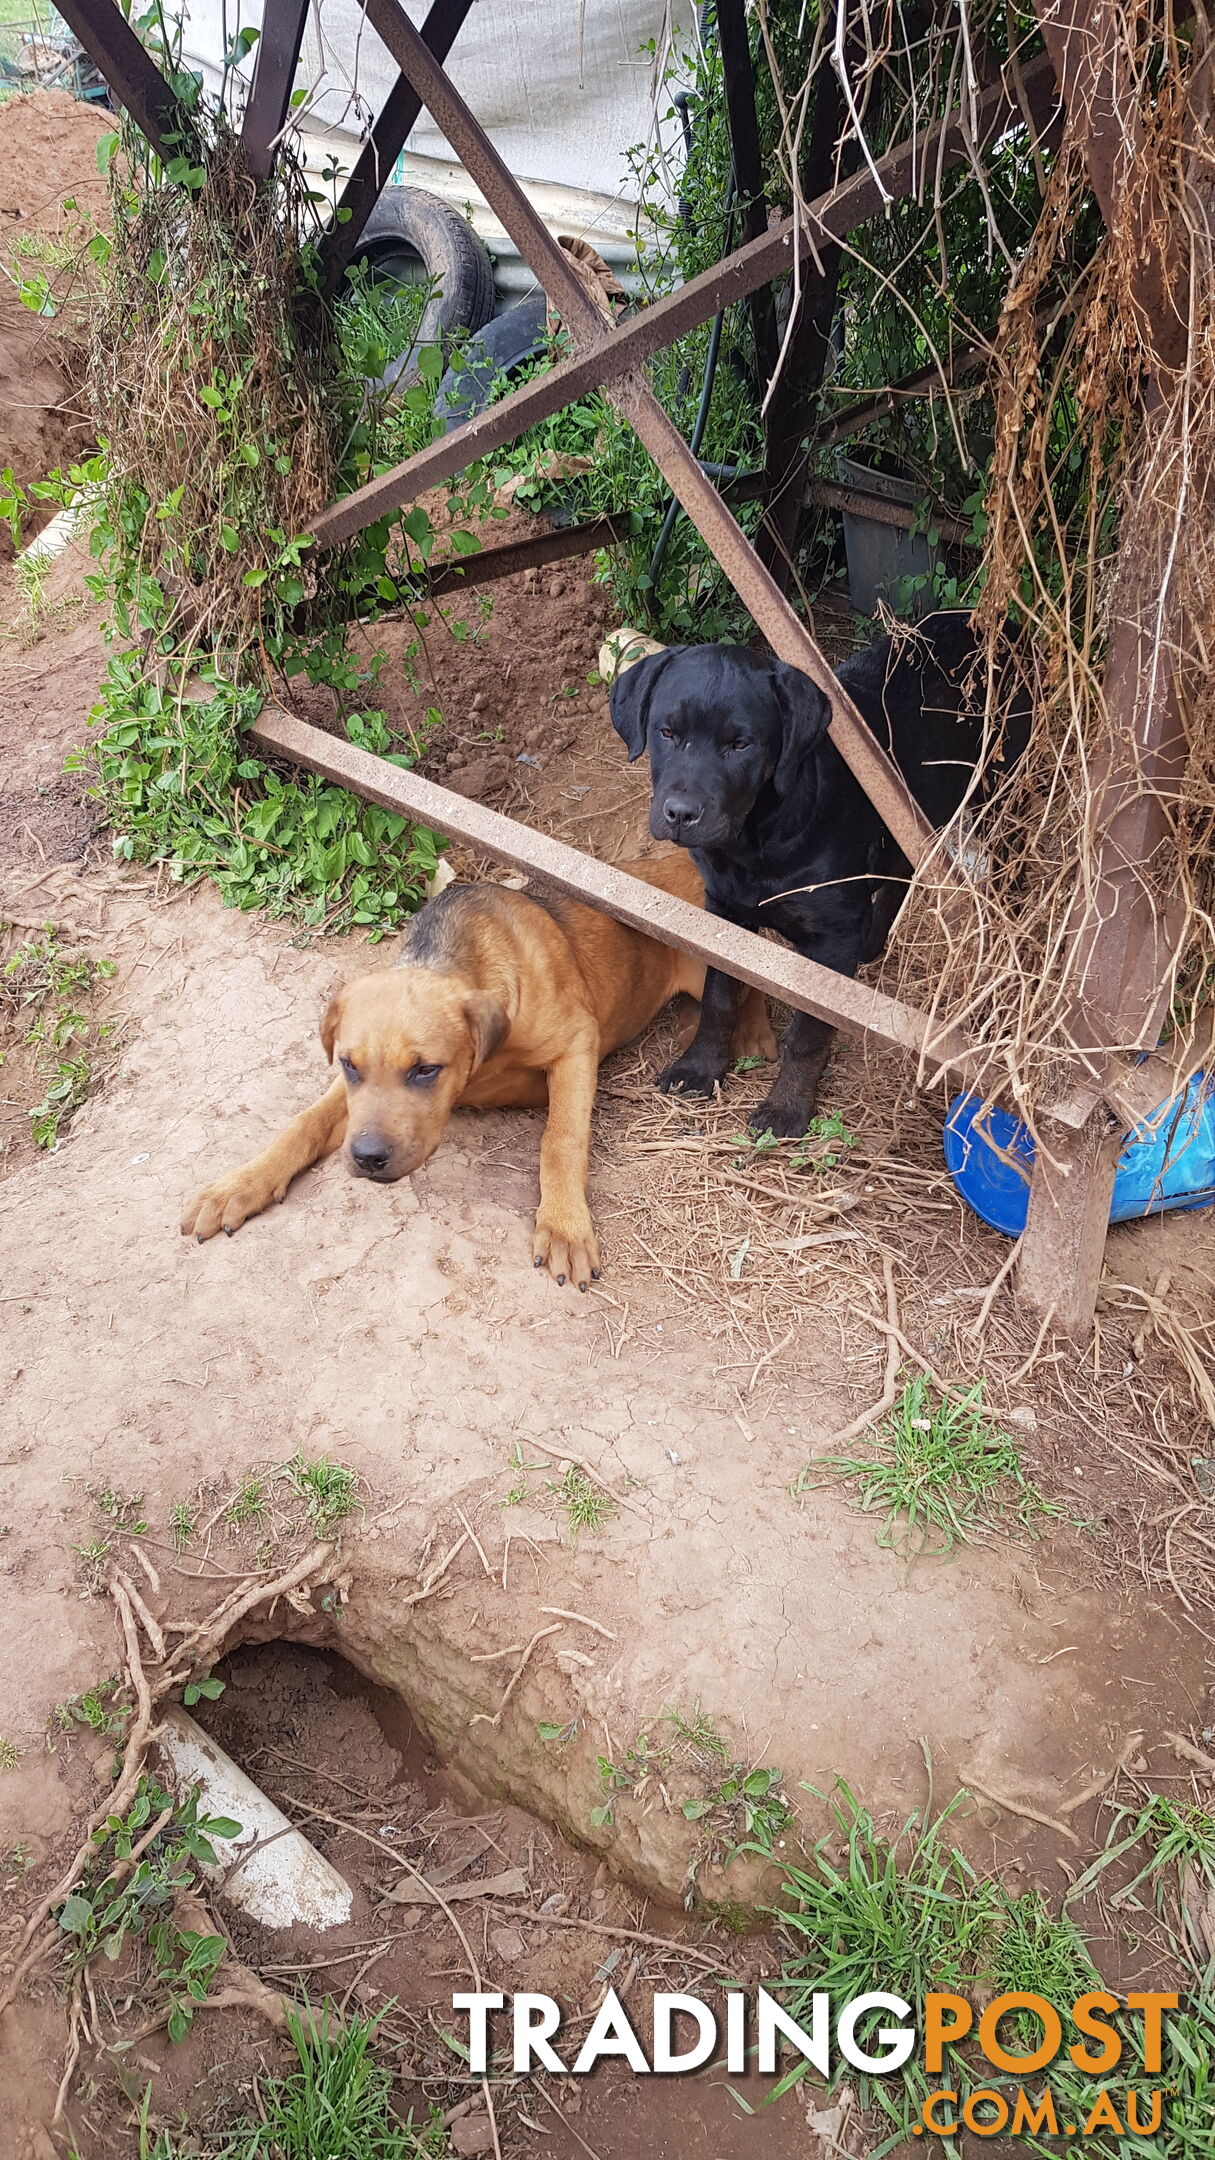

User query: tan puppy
[182,852,774,1290]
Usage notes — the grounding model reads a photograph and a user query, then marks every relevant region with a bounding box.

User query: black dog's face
[608,644,831,848]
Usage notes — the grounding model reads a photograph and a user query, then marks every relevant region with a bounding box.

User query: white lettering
[453,1992,504,2076]
[512,1993,567,2073]
[572,1987,651,2075]
[652,1994,717,2074]
[726,1988,747,2073]
[837,1993,915,2073]
[756,1989,830,2076]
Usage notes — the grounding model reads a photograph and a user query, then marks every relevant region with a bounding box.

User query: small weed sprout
[0,1738,22,1771]
[280,1452,360,1537]
[226,1478,265,1530]
[594,1705,792,1873]
[796,1374,1067,1557]
[169,1501,195,1550]
[549,1465,616,1536]
[53,1679,130,1742]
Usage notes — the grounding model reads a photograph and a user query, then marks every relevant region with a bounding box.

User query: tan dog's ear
[463,992,508,1072]
[320,990,344,1063]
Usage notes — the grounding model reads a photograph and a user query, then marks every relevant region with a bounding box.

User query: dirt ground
[0,92,111,562]
[1,90,1214,2160]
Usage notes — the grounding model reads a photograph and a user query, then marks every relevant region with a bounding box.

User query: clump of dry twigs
[889,7,1215,1117]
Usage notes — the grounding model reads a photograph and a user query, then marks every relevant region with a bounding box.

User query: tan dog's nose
[350,1131,392,1176]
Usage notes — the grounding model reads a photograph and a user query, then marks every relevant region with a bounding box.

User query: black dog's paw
[657,1050,726,1099]
[748,1094,815,1140]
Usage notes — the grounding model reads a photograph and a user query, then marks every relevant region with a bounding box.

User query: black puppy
[610,610,1023,1137]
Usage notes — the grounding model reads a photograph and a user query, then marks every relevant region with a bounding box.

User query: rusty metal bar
[53,0,195,164]
[805,477,975,548]
[312,48,1056,548]
[420,515,626,596]
[251,703,979,1080]
[241,0,310,179]
[317,0,477,297]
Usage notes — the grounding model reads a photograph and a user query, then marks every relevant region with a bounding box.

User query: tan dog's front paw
[732,990,778,1063]
[181,1165,284,1242]
[533,1207,601,1292]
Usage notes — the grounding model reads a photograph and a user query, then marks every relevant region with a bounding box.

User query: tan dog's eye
[405,1062,443,1087]
[340,1055,361,1083]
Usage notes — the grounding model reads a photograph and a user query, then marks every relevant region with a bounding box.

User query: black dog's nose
[351,1133,391,1175]
[662,795,702,834]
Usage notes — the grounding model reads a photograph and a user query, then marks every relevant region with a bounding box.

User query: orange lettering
[962,2090,1010,2137]
[924,1994,972,2074]
[1126,1993,1177,2075]
[1126,2089,1163,2136]
[922,2090,959,2136]
[978,1992,1062,2075]
[1011,2090,1060,2137]
[1069,1991,1122,2076]
[1084,2092,1125,2135]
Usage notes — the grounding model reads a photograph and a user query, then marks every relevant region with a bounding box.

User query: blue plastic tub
[944,1073,1215,1237]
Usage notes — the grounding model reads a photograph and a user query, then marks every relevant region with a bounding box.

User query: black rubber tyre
[435,292,550,432]
[353,187,495,393]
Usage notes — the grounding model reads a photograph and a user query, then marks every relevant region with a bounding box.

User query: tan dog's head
[322,968,507,1183]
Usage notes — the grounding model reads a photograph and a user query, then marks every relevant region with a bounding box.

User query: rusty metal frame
[241,0,311,179]
[59,0,1188,1336]
[54,0,197,163]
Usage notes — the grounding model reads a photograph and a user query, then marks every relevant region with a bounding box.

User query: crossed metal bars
[52,0,1188,1334]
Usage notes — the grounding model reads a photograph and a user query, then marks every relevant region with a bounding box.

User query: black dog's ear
[608,647,682,761]
[771,662,831,796]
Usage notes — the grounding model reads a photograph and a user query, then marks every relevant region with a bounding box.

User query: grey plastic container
[836,452,944,619]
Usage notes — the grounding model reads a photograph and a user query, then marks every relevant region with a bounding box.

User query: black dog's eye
[659,725,675,740]
[405,1062,443,1087]
[339,1055,361,1084]
[725,738,748,754]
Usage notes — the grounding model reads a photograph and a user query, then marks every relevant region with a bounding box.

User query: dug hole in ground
[1,90,1214,2160]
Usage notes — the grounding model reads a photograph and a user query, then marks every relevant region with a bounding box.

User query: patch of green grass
[280,1451,359,1537]
[1,925,118,1149]
[226,1477,265,1529]
[548,1464,616,1536]
[169,1500,195,1550]
[1067,1787,1215,1944]
[137,2003,451,2157]
[769,1780,1214,2159]
[0,1737,22,1769]
[794,1373,1067,1557]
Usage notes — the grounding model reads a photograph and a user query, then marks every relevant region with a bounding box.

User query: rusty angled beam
[241,0,311,181]
[318,0,477,297]
[53,0,195,164]
[251,704,979,1082]
[420,515,626,597]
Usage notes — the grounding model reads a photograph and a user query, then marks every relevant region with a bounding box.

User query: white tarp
[174,1,694,279]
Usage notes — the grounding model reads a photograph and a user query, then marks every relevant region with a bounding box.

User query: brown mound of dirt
[0,90,112,558]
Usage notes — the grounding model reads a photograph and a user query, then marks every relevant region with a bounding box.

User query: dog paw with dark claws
[656,1053,726,1099]
[533,1208,601,1292]
[748,1097,816,1140]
